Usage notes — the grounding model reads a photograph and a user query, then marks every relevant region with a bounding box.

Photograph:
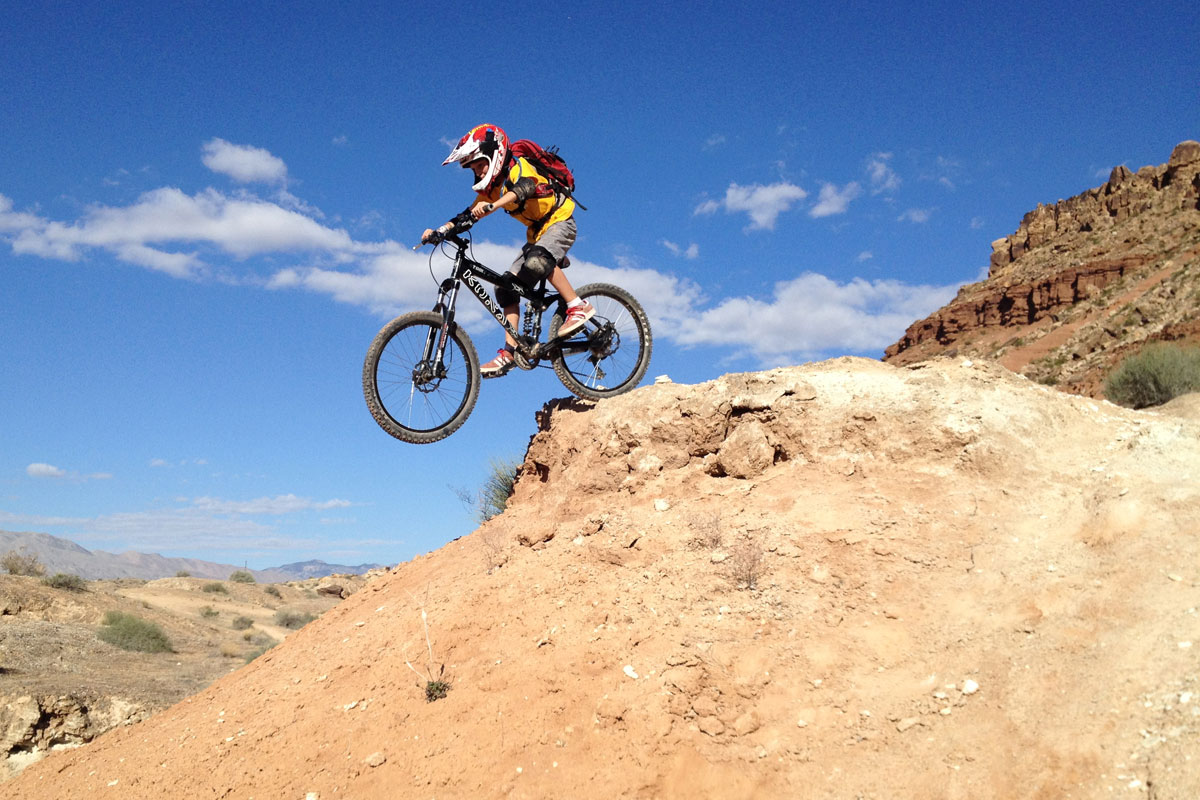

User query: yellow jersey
[476,156,575,243]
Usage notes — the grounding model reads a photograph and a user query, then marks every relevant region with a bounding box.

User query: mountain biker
[422,124,594,377]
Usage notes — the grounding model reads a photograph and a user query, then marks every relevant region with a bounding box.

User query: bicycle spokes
[551,284,651,400]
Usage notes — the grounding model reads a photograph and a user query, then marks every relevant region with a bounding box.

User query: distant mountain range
[0,531,383,582]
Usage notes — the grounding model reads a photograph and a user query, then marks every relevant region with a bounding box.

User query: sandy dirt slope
[0,575,359,780]
[7,358,1200,799]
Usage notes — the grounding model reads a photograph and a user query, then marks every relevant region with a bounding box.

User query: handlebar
[414,211,475,250]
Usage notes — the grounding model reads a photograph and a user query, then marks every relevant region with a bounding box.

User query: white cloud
[809,181,862,218]
[866,152,901,194]
[898,208,933,223]
[0,491,348,557]
[2,146,956,368]
[661,239,699,259]
[703,134,727,150]
[0,507,302,554]
[202,138,288,183]
[668,272,961,363]
[8,186,357,277]
[25,462,111,481]
[695,182,808,231]
[857,251,874,262]
[189,494,352,515]
[268,244,449,318]
[0,194,45,232]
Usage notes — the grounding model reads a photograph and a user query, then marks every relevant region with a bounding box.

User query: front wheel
[363,311,480,444]
[551,283,652,400]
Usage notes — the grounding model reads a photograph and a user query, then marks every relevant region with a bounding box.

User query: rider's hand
[422,225,450,243]
[469,201,494,220]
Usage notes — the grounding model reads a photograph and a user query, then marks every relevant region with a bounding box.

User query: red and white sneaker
[480,348,515,378]
[558,301,595,337]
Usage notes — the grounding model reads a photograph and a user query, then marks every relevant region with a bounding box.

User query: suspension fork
[421,265,467,378]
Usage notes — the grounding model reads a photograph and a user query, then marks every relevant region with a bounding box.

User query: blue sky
[2,1,1197,568]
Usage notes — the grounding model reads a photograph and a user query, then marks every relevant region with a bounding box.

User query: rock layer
[885,141,1200,396]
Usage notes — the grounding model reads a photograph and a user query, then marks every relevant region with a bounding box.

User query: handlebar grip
[417,211,477,248]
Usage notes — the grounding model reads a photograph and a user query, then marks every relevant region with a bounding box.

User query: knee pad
[522,246,556,280]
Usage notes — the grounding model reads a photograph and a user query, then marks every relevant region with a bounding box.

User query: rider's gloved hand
[422,224,451,244]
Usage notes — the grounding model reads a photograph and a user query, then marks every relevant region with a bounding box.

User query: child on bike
[422,124,594,377]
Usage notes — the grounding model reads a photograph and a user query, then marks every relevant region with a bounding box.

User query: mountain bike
[363,213,653,444]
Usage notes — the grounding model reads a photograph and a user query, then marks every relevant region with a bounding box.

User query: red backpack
[510,140,587,210]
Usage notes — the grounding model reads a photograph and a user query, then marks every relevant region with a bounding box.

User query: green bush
[243,640,277,664]
[1104,342,1200,409]
[98,611,174,653]
[175,570,191,578]
[202,582,229,594]
[199,606,219,618]
[229,569,256,584]
[1,550,46,577]
[453,456,521,523]
[263,585,282,598]
[274,609,316,629]
[42,573,87,591]
[231,615,254,630]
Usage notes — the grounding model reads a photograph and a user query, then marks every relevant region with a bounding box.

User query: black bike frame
[423,235,566,373]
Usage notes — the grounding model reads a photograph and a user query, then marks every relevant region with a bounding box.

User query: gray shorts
[509,216,577,280]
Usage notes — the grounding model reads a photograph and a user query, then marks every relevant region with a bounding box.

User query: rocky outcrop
[987,140,1200,275]
[885,141,1200,396]
[1,692,150,779]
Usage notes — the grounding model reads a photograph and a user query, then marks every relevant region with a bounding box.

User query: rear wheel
[551,283,652,400]
[363,311,480,444]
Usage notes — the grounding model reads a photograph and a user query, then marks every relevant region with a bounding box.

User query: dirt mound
[1156,391,1200,421]
[7,358,1200,798]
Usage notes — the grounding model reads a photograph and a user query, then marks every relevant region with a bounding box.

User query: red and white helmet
[442,124,509,191]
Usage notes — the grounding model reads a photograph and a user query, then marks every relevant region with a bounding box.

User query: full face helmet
[442,124,509,192]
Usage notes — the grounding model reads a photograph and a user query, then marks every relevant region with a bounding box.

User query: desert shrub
[229,569,256,584]
[250,631,277,647]
[199,606,219,618]
[1,550,46,577]
[263,585,282,598]
[724,535,766,590]
[479,457,520,521]
[453,456,521,523]
[1104,342,1200,408]
[219,642,241,658]
[231,615,254,630]
[274,609,316,629]
[98,611,174,653]
[404,599,450,703]
[687,512,724,550]
[42,573,87,591]
[425,667,451,702]
[202,582,228,594]
[244,641,277,663]
[478,527,508,575]
[175,570,191,578]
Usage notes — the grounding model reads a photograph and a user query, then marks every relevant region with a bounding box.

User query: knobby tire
[363,311,481,444]
[551,283,652,400]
